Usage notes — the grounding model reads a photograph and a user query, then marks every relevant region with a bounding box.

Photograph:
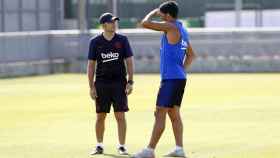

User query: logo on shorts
[101,52,119,63]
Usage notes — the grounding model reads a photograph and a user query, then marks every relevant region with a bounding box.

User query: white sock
[146,147,154,152]
[118,144,126,148]
[96,142,104,148]
[175,145,183,151]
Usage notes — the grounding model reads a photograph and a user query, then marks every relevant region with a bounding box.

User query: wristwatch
[127,80,134,85]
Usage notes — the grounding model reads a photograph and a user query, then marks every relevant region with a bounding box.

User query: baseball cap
[99,13,120,24]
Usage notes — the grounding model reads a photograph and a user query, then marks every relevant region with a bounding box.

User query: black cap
[99,13,120,24]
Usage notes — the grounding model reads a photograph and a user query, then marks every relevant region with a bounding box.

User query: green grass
[0,74,280,158]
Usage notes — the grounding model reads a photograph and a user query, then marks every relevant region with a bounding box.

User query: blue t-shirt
[160,20,189,80]
[88,33,133,82]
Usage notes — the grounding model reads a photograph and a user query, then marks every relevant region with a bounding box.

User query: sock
[118,144,126,148]
[146,147,154,152]
[175,145,183,151]
[96,142,104,148]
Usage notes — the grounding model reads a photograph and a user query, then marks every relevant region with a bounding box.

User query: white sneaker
[90,146,104,155]
[118,146,129,155]
[131,148,155,158]
[164,148,186,157]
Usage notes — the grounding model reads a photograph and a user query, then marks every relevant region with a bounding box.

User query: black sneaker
[118,146,128,155]
[90,146,104,155]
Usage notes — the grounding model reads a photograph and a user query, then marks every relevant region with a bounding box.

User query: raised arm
[141,9,174,32]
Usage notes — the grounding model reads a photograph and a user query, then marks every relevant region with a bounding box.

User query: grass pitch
[0,73,280,158]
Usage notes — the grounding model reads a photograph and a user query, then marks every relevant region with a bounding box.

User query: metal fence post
[18,0,23,31]
[78,0,87,32]
[35,0,40,30]
[235,0,242,27]
[1,0,5,32]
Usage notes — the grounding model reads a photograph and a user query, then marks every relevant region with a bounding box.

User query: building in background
[64,0,280,29]
[206,0,280,27]
[1,0,280,32]
[64,0,205,29]
[0,0,64,32]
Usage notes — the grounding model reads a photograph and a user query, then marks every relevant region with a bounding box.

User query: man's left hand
[125,83,133,95]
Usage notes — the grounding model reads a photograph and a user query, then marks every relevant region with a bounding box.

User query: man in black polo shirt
[87,13,134,156]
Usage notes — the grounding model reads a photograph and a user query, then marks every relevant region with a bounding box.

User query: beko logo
[101,52,119,63]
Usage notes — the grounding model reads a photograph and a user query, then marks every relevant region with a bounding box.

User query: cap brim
[112,17,120,21]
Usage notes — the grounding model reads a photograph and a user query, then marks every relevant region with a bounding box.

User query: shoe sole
[90,151,103,155]
[119,153,129,155]
[164,155,186,158]
[131,156,155,158]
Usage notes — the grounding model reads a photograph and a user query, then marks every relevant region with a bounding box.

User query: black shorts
[156,79,186,108]
[94,81,129,113]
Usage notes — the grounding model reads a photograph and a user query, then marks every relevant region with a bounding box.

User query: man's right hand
[90,86,98,100]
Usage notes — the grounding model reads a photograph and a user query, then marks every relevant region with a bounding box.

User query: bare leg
[114,112,127,145]
[148,107,168,149]
[168,106,183,147]
[96,113,107,143]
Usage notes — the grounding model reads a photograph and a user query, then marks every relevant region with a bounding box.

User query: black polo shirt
[88,33,133,83]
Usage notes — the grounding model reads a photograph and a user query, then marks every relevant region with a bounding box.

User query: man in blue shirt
[133,1,196,158]
[87,13,134,156]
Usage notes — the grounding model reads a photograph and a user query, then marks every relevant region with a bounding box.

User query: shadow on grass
[103,153,131,158]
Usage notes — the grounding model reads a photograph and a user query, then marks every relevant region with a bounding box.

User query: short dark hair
[159,1,179,18]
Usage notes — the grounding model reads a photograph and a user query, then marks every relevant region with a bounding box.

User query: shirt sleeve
[88,39,97,60]
[123,36,133,58]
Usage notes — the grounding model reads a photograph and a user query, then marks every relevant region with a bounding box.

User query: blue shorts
[156,79,186,108]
